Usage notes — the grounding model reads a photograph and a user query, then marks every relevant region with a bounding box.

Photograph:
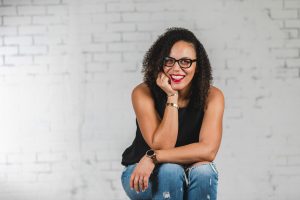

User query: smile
[170,75,185,83]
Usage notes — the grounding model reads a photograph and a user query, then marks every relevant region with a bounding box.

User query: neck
[177,83,192,101]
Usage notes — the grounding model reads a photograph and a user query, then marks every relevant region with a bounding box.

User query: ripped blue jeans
[121,162,218,200]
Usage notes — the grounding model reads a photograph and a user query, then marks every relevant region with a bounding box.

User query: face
[163,40,197,92]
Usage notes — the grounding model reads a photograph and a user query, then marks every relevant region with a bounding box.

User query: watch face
[147,149,154,156]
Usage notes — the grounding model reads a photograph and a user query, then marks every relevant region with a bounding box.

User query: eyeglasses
[163,56,197,69]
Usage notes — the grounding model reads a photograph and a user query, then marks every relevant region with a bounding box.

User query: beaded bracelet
[167,93,178,97]
[166,102,179,110]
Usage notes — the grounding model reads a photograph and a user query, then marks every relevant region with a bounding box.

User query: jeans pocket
[122,166,128,173]
[209,162,219,177]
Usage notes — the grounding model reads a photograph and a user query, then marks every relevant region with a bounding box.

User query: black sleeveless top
[121,84,204,166]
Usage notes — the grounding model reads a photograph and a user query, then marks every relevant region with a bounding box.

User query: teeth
[171,75,185,80]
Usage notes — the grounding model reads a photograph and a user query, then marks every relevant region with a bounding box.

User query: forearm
[152,96,178,149]
[155,142,216,165]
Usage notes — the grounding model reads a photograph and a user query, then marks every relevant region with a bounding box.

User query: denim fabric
[121,162,218,200]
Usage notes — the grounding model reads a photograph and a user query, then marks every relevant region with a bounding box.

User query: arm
[155,86,225,164]
[132,83,179,150]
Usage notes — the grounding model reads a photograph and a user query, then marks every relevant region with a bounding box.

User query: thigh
[152,163,186,199]
[186,162,219,200]
[121,164,152,200]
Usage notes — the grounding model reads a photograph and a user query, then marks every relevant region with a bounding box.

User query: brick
[32,0,61,5]
[17,6,46,15]
[92,13,121,23]
[123,52,144,61]
[108,42,145,52]
[47,25,68,35]
[77,4,105,14]
[86,62,108,73]
[136,22,165,31]
[0,6,17,15]
[286,58,300,67]
[106,3,135,12]
[135,2,165,12]
[93,33,121,42]
[48,45,68,54]
[0,56,4,65]
[285,28,299,38]
[19,45,48,55]
[34,35,62,45]
[122,32,151,41]
[32,16,63,25]
[6,172,37,182]
[285,19,300,28]
[33,55,66,65]
[22,163,51,173]
[5,55,33,65]
[271,9,298,19]
[2,0,31,5]
[274,67,299,78]
[285,39,300,47]
[287,155,300,165]
[93,53,122,62]
[106,23,136,32]
[108,61,137,72]
[46,5,69,15]
[4,36,33,45]
[122,13,151,22]
[284,0,300,8]
[37,152,67,163]
[0,27,17,36]
[0,46,18,55]
[3,16,31,25]
[111,160,123,170]
[7,153,36,164]
[19,25,47,35]
[150,12,185,21]
[271,48,299,58]
[82,44,106,53]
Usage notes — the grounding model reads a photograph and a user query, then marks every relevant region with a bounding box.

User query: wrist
[167,95,178,103]
[146,149,158,164]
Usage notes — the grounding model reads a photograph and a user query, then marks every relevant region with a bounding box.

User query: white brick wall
[0,0,300,199]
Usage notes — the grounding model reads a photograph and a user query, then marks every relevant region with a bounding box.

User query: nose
[172,61,182,71]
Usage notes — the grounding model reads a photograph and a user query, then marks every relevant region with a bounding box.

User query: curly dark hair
[142,27,213,111]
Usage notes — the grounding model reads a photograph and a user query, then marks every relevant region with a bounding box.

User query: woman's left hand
[130,155,155,193]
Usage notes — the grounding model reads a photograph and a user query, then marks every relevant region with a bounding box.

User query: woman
[121,27,224,200]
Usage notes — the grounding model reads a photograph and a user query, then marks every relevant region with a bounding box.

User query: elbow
[199,143,217,162]
[151,138,175,150]
[207,151,216,162]
[151,142,175,150]
[207,148,218,162]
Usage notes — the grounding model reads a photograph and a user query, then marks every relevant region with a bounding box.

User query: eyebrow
[167,56,194,59]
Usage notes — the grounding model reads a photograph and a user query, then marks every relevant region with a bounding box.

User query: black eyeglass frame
[163,56,197,69]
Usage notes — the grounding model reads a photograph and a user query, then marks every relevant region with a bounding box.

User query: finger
[139,177,144,192]
[129,175,134,190]
[134,176,139,192]
[143,176,148,191]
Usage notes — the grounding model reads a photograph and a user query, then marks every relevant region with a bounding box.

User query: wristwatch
[146,149,158,164]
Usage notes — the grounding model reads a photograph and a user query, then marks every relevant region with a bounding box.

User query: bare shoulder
[205,85,225,111]
[132,82,152,97]
[131,82,154,105]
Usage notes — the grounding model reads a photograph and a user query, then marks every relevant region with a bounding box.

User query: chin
[171,84,185,91]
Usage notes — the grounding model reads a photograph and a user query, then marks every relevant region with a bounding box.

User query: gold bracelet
[167,93,178,97]
[166,102,179,110]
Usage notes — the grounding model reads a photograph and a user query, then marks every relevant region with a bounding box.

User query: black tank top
[121,84,204,166]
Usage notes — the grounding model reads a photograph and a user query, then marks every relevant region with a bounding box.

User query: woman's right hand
[156,72,178,96]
